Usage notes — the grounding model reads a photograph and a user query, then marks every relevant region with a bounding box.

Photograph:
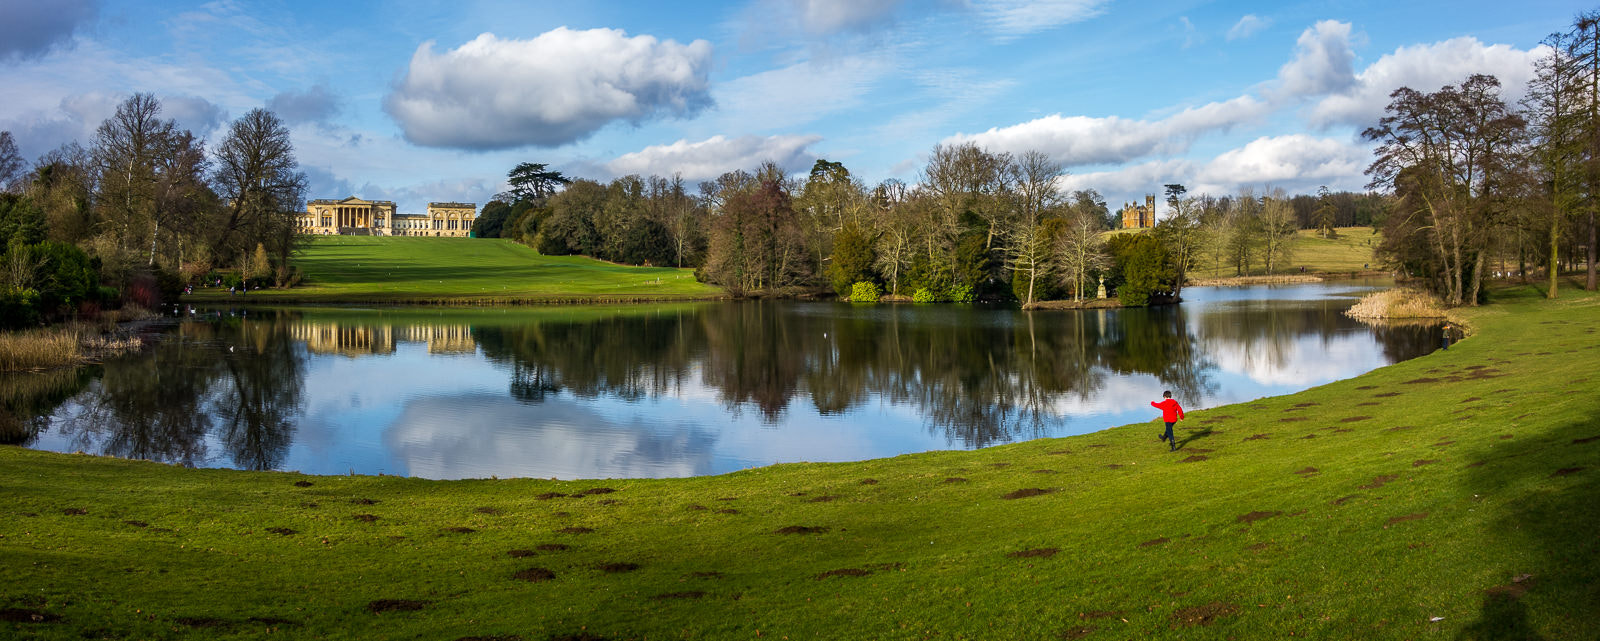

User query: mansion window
[321,216,332,226]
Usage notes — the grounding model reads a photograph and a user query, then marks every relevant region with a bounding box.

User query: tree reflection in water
[48,311,305,469]
[5,290,1437,473]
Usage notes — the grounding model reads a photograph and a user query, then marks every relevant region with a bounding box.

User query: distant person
[1152,390,1185,452]
[1442,323,1452,350]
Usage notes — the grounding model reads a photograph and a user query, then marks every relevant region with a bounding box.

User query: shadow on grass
[1175,428,1215,451]
[1461,417,1600,640]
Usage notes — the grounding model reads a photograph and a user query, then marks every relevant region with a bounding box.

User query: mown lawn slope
[185,236,722,303]
[3,285,1596,640]
[1190,226,1381,278]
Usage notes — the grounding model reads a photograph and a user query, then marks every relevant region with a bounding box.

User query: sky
[0,0,1582,214]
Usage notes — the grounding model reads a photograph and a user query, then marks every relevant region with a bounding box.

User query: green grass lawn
[1190,227,1381,278]
[185,236,724,304]
[4,284,1597,640]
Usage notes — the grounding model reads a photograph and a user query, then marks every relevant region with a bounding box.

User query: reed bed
[0,327,83,371]
[1344,287,1449,319]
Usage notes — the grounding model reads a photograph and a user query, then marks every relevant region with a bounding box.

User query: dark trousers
[1163,421,1176,451]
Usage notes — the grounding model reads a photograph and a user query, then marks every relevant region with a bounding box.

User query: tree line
[476,151,1391,308]
[0,93,305,327]
[1366,10,1600,305]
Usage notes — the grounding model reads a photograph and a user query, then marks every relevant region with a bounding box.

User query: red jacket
[1152,399,1184,422]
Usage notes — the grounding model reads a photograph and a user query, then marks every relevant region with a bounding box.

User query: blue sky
[0,0,1579,213]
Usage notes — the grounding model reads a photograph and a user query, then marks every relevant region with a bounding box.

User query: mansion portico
[299,197,477,237]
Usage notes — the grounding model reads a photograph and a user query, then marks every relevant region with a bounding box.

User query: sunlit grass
[1,284,1595,639]
[1190,227,1381,279]
[184,236,725,304]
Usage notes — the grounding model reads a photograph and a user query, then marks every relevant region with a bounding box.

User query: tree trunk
[1588,211,1597,291]
[1548,211,1560,298]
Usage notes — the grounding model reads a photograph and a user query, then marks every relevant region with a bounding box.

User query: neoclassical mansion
[298,197,477,237]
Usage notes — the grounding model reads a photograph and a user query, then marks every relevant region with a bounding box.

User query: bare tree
[1054,203,1109,301]
[1524,30,1584,297]
[1002,151,1061,305]
[1260,188,1298,274]
[211,108,306,278]
[93,93,174,260]
[0,131,24,193]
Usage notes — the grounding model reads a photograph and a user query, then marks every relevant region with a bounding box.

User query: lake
[4,280,1438,480]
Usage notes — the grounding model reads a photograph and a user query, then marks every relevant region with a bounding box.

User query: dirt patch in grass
[512,568,555,582]
[475,507,502,515]
[1294,467,1319,476]
[1462,396,1481,402]
[548,634,609,641]
[1244,434,1269,441]
[1002,488,1057,499]
[292,481,313,488]
[576,488,617,496]
[507,549,536,558]
[1355,385,1377,390]
[989,462,1012,468]
[61,507,87,515]
[535,492,568,500]
[688,571,723,579]
[1551,467,1585,477]
[860,478,879,485]
[266,527,297,536]
[1385,425,1415,432]
[1139,537,1171,547]
[807,495,841,503]
[299,502,319,509]
[1339,416,1372,423]
[1105,464,1124,470]
[1278,417,1308,423]
[716,508,739,514]
[1059,626,1097,640]
[175,616,231,628]
[366,599,428,614]
[1356,401,1380,406]
[687,504,708,511]
[124,520,148,528]
[1180,455,1210,463]
[1386,513,1429,527]
[816,568,872,579]
[443,527,476,534]
[1373,392,1401,397]
[1573,435,1600,445]
[1412,459,1438,467]
[774,526,829,535]
[1301,434,1318,440]
[1360,474,1399,490]
[536,543,570,552]
[1171,602,1240,627]
[557,527,594,534]
[652,591,706,600]
[1403,377,1442,384]
[351,498,379,505]
[1434,440,1456,447]
[353,514,379,523]
[942,477,969,484]
[598,562,639,573]
[1032,469,1058,474]
[1008,548,1060,558]
[1293,402,1319,407]
[1237,511,1282,524]
[1485,574,1535,600]
[0,608,62,623]
[455,636,522,641]
[1246,542,1272,552]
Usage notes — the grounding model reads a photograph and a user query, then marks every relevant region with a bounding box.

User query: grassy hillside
[1190,227,1381,279]
[3,285,1596,640]
[185,237,723,304]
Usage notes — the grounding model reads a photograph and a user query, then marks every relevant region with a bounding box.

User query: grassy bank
[1189,227,1380,279]
[3,285,1597,640]
[183,237,724,304]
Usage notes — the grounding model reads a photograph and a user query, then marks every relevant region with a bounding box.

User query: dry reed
[0,327,83,371]
[1344,288,1448,320]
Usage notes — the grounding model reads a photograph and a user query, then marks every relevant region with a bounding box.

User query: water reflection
[9,283,1437,479]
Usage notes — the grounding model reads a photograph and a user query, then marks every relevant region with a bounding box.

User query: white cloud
[384,29,714,150]
[1276,20,1358,98]
[1305,35,1544,127]
[164,95,227,137]
[602,134,823,182]
[943,95,1270,166]
[1227,14,1271,41]
[1061,135,1371,205]
[971,0,1109,39]
[0,0,96,61]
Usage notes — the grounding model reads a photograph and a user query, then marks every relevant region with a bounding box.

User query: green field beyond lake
[186,237,723,304]
[2,284,1597,640]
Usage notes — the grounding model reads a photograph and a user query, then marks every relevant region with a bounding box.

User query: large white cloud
[1061,134,1371,207]
[1303,32,1544,127]
[602,134,822,182]
[1276,20,1358,97]
[384,29,714,150]
[942,95,1270,166]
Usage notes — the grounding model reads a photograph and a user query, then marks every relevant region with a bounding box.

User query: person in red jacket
[1152,390,1185,452]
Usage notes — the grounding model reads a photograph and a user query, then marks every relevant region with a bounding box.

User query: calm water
[4,281,1438,479]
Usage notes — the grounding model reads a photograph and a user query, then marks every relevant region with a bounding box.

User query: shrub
[912,287,943,304]
[849,281,880,303]
[948,283,975,304]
